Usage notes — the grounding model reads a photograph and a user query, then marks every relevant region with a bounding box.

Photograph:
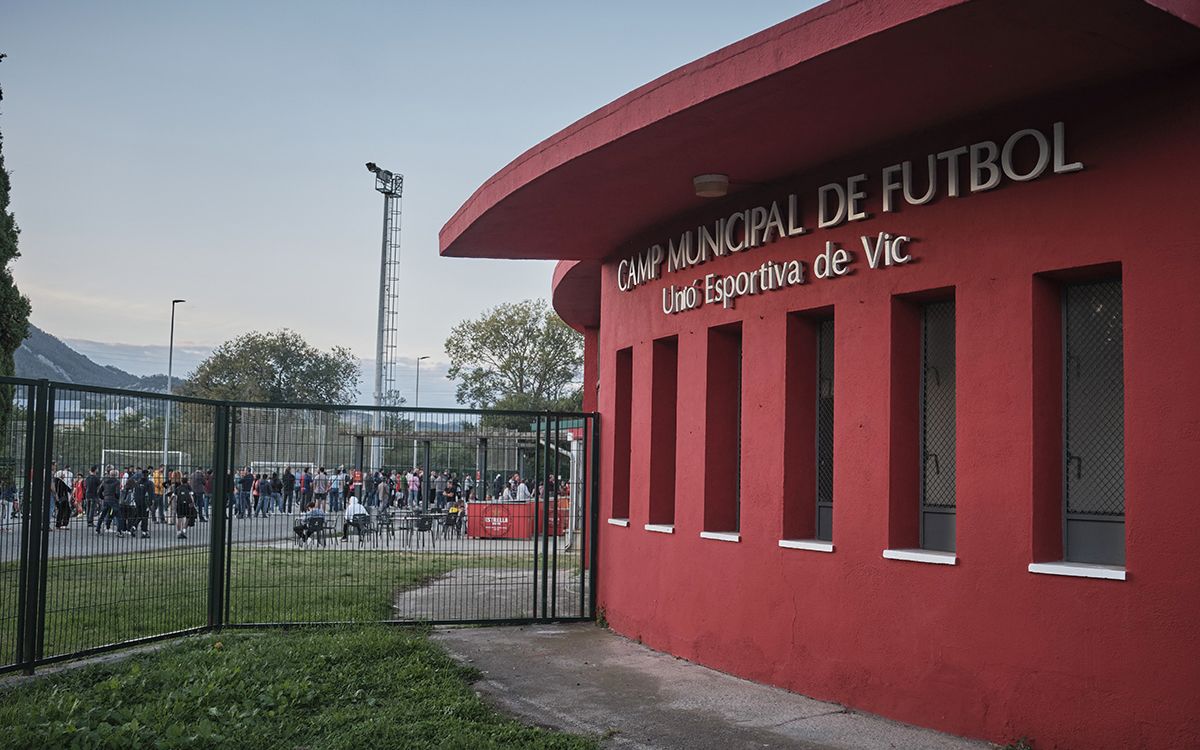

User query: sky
[2,0,818,406]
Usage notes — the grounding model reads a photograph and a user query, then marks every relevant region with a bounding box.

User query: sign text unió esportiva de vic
[615,122,1083,315]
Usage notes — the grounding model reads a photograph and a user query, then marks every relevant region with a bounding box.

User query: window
[610,347,632,521]
[782,313,832,545]
[703,324,742,536]
[647,336,678,527]
[1063,280,1124,565]
[815,319,835,541]
[920,301,956,552]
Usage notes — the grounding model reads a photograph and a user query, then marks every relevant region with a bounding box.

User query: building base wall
[593,69,1200,750]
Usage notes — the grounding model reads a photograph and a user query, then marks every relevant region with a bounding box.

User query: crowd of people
[0,462,569,544]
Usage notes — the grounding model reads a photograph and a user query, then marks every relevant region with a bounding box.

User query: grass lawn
[1,546,551,661]
[0,625,597,749]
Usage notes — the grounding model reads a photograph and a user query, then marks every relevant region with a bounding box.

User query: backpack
[175,485,194,513]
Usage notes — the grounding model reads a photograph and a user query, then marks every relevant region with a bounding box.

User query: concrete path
[395,566,587,622]
[433,624,992,750]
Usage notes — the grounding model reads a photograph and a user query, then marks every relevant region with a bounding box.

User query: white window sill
[882,548,957,565]
[779,539,834,553]
[1028,561,1126,581]
[644,524,675,534]
[606,518,630,527]
[700,531,741,543]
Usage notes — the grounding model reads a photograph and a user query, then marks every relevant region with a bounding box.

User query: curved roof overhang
[551,260,602,332]
[439,0,1200,329]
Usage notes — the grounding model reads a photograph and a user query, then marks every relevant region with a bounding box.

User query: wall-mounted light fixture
[693,173,730,198]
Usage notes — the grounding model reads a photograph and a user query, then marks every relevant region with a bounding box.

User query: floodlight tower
[366,162,404,472]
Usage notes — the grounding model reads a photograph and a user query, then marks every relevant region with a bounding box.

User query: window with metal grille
[920,301,956,552]
[1063,279,1124,565]
[648,336,678,526]
[703,324,742,534]
[815,319,834,541]
[611,347,632,520]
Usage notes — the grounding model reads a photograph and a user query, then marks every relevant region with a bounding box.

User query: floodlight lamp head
[365,162,380,174]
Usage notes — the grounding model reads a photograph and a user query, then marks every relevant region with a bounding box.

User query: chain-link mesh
[41,386,217,662]
[816,319,834,507]
[1064,280,1124,517]
[0,382,32,670]
[0,375,596,673]
[224,405,591,625]
[921,301,956,509]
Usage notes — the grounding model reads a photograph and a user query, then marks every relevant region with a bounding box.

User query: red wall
[591,69,1200,750]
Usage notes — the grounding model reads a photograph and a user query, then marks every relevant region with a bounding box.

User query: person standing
[270,471,283,515]
[130,470,151,539]
[434,471,447,509]
[190,467,207,523]
[375,471,391,508]
[300,467,314,510]
[84,465,101,527]
[95,469,120,533]
[282,467,296,513]
[116,469,139,536]
[328,467,342,513]
[52,470,72,530]
[202,469,213,522]
[254,473,272,518]
[172,471,196,540]
[408,469,421,507]
[313,468,330,510]
[463,473,475,504]
[237,468,254,518]
[152,464,166,523]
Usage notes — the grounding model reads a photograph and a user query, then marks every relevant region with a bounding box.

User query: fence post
[11,384,33,671]
[588,414,600,621]
[541,414,551,620]
[207,403,230,630]
[17,381,50,673]
[33,385,55,662]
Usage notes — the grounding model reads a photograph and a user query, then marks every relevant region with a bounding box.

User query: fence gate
[1,377,598,674]
[221,404,597,627]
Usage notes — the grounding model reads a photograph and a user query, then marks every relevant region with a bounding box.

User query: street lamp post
[162,299,186,472]
[412,355,429,469]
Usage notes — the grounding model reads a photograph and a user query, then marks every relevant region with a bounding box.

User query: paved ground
[0,512,575,562]
[395,566,587,621]
[433,624,992,750]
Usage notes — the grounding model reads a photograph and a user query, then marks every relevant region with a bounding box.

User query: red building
[441,2,1200,747]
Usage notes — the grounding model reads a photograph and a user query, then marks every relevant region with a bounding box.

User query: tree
[180,329,360,404]
[445,299,583,416]
[0,54,33,439]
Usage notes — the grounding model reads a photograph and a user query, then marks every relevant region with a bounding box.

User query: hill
[14,325,167,392]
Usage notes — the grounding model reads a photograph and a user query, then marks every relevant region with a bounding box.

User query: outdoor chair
[303,516,329,547]
[348,513,374,547]
[375,510,395,544]
[414,515,436,549]
[442,511,462,539]
[395,513,416,548]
